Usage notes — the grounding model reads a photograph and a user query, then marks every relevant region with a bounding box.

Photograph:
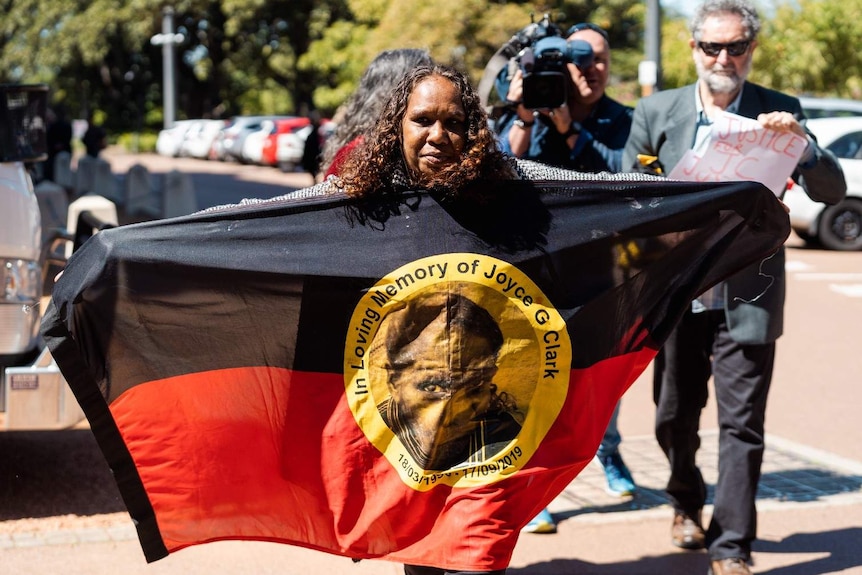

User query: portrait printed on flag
[345,254,571,486]
[370,286,522,472]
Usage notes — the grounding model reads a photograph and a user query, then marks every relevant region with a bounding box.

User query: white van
[0,84,89,430]
[0,85,46,371]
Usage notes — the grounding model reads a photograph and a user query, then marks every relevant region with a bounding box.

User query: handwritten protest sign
[669,111,808,195]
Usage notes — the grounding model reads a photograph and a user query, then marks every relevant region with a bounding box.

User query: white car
[156,120,195,158]
[784,116,862,250]
[276,121,334,172]
[179,119,226,159]
[276,124,313,171]
[212,116,270,162]
[155,120,196,157]
[219,115,289,163]
[799,96,862,120]
[240,119,278,165]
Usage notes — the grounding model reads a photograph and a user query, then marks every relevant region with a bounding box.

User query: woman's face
[401,75,467,177]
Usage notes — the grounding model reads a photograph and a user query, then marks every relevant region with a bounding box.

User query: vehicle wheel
[817,198,862,251]
[792,228,817,244]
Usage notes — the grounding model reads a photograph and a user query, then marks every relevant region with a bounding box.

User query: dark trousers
[404,566,506,575]
[653,308,774,561]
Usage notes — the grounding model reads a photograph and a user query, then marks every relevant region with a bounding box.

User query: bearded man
[622,1,845,574]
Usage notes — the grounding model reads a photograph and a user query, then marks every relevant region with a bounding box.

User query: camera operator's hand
[567,62,595,105]
[505,70,540,158]
[540,103,574,136]
[504,71,535,121]
[537,103,580,149]
[504,69,523,104]
[505,69,582,155]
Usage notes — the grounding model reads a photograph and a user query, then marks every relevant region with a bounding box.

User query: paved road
[101,148,315,213]
[2,152,861,574]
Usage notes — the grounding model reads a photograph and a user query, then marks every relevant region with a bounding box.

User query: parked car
[211,116,265,162]
[240,117,304,165]
[179,119,226,160]
[784,116,862,250]
[239,119,276,165]
[799,97,862,119]
[261,117,311,167]
[155,119,196,157]
[275,119,333,172]
[218,115,288,163]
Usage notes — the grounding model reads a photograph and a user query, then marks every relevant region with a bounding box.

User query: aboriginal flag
[42,179,788,571]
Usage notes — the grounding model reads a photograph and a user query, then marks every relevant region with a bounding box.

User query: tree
[2,0,649,132]
[753,0,862,98]
[658,15,697,90]
[302,0,646,112]
[657,0,862,98]
[0,0,352,131]
[18,0,860,136]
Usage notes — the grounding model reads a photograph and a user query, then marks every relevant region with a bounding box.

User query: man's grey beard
[696,60,750,95]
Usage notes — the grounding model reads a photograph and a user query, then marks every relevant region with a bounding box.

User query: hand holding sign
[669,111,808,195]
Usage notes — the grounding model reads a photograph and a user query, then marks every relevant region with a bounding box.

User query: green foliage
[116,130,159,153]
[4,0,862,136]
[298,20,372,111]
[657,0,862,99]
[659,17,697,90]
[754,0,862,98]
[303,0,647,114]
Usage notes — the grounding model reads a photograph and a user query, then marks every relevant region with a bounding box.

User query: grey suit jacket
[623,82,846,344]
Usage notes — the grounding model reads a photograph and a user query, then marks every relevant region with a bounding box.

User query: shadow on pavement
[755,528,862,575]
[756,468,862,502]
[509,528,862,574]
[0,429,125,520]
[554,467,862,523]
[509,552,708,574]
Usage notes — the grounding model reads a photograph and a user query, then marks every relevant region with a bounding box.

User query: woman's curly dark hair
[338,65,516,199]
[321,49,434,173]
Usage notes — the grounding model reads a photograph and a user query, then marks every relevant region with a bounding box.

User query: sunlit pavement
[4,151,859,574]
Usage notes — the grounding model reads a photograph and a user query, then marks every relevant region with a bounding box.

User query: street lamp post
[640,0,662,96]
[150,7,185,129]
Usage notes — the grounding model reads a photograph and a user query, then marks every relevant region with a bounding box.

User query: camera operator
[496,23,632,173]
[495,22,638,535]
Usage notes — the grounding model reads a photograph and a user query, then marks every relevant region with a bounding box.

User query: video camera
[503,14,594,110]
[519,36,594,109]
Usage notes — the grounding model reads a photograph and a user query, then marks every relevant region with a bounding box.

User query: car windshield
[800,98,862,119]
[826,132,862,159]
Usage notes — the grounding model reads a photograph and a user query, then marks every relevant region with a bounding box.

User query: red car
[261,117,311,167]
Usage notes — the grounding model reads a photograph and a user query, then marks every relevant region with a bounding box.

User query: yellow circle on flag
[344,254,571,490]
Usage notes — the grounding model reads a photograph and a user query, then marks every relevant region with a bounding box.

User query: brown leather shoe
[708,557,752,575]
[671,510,705,550]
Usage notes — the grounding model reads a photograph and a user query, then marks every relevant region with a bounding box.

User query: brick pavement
[4,429,860,554]
[5,151,859,573]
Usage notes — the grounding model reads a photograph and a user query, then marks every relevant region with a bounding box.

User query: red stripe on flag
[108,344,655,570]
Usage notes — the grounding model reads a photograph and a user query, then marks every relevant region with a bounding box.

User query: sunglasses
[566,22,609,41]
[697,40,751,57]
